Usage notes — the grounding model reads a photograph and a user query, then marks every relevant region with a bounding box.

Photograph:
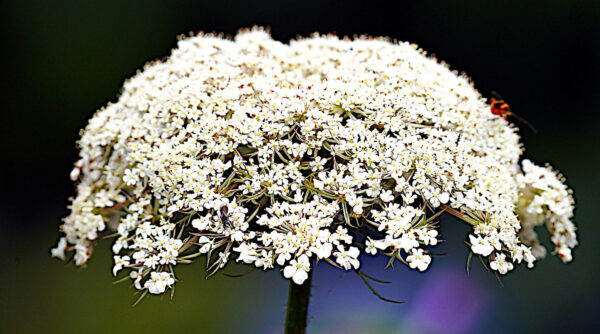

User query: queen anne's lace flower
[52,28,578,296]
[407,248,432,272]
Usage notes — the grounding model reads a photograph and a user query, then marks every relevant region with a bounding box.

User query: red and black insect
[490,92,537,133]
[490,97,512,119]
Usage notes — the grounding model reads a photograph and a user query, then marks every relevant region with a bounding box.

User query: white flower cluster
[52,28,578,296]
[516,159,578,262]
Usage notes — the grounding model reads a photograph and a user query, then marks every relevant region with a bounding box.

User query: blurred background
[1,1,599,333]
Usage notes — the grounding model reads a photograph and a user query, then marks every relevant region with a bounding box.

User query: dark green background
[1,1,599,333]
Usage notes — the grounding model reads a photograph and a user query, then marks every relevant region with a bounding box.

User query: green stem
[284,271,312,334]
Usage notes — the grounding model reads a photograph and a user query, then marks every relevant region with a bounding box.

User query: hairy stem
[440,205,479,226]
[284,272,312,334]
